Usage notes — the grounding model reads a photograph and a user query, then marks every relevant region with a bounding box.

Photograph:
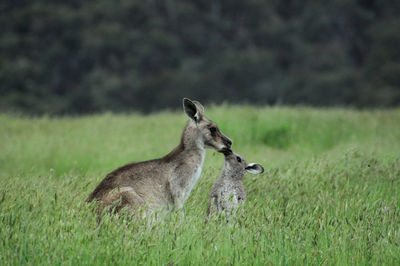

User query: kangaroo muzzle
[222,136,232,149]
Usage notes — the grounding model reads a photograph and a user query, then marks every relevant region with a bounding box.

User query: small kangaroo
[87,98,232,216]
[207,150,264,218]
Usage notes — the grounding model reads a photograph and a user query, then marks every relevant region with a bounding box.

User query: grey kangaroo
[87,98,232,216]
[207,150,264,218]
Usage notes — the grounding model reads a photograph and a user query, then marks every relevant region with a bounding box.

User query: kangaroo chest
[183,161,203,202]
[185,150,206,202]
[172,149,206,206]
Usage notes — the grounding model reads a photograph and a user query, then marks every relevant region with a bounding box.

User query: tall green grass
[1,106,400,265]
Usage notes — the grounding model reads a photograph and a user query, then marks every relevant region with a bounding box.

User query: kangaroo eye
[236,156,241,162]
[210,127,217,134]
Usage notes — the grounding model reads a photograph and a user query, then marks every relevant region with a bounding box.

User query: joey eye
[236,156,242,162]
[209,127,217,134]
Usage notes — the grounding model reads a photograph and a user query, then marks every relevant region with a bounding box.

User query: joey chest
[214,180,246,209]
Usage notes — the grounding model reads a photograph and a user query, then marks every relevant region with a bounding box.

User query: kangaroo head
[183,98,232,153]
[223,150,264,178]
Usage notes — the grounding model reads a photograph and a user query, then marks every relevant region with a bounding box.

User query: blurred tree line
[1,0,399,114]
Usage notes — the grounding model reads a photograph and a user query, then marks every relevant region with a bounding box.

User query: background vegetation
[1,107,399,264]
[1,0,400,114]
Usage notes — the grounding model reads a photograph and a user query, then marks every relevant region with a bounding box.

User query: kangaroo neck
[163,120,205,163]
[181,120,205,153]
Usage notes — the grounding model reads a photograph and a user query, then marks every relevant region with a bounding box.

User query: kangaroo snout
[217,136,232,154]
[221,135,232,148]
[224,137,232,148]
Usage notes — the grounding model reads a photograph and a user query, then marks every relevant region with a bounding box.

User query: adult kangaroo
[87,98,232,216]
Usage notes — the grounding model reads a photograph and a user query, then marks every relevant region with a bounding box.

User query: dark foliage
[1,0,399,114]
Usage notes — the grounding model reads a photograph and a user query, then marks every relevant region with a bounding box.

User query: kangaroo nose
[226,138,232,147]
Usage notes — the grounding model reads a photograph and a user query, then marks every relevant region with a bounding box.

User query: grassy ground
[1,106,400,265]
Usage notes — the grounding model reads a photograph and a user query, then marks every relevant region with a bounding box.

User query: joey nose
[222,148,233,156]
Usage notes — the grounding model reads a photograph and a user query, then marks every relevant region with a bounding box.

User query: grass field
[1,106,400,265]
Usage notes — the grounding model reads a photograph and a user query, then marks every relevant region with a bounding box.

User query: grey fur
[207,151,264,219]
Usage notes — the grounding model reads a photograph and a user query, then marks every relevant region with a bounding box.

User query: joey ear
[183,98,202,122]
[245,163,264,174]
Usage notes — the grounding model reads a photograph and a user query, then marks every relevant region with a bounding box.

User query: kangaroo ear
[245,163,264,174]
[192,100,204,116]
[183,98,202,122]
